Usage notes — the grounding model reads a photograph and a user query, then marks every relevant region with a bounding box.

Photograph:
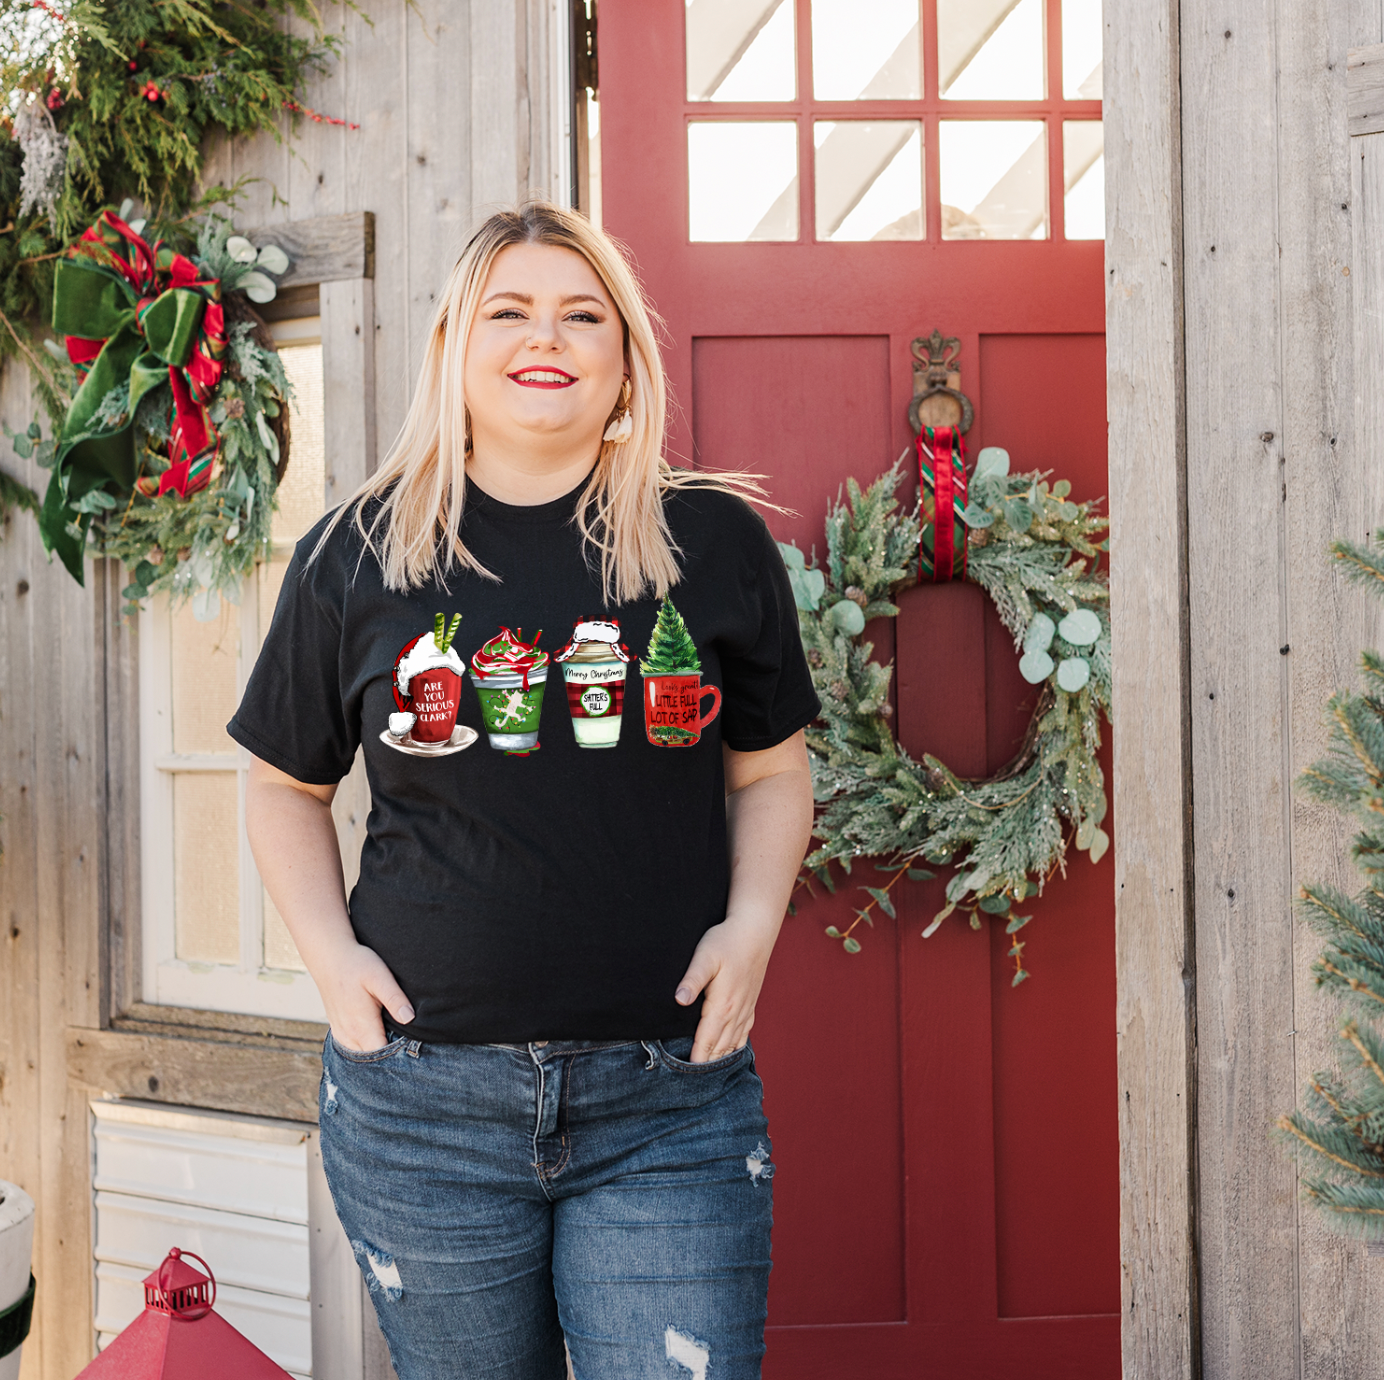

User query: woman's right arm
[245,754,415,1051]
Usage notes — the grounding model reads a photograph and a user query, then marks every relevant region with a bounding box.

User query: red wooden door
[600,4,1117,1375]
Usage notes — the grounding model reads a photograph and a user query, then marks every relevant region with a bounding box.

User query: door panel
[600,3,1116,1374]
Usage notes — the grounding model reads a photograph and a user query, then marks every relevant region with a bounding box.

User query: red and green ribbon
[918,425,968,583]
[40,210,226,581]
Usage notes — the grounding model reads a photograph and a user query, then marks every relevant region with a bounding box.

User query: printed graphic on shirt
[639,597,722,747]
[469,627,549,755]
[554,618,631,749]
[382,613,479,757]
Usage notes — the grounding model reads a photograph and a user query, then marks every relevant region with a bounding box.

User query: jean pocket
[327,1030,410,1064]
[653,1038,751,1073]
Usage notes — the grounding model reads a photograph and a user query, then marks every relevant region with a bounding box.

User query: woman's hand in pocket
[318,940,415,1053]
[674,918,774,1064]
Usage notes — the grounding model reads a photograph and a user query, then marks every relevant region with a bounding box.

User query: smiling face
[463,241,627,481]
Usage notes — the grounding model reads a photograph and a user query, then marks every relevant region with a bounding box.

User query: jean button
[532,1040,548,1049]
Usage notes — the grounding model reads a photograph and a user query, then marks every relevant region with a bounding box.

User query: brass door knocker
[908,328,974,436]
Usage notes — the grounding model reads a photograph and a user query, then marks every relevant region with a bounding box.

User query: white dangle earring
[603,379,634,443]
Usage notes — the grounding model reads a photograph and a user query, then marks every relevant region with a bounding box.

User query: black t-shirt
[227,475,820,1043]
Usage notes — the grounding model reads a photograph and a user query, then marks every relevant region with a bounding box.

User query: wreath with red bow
[7,205,293,618]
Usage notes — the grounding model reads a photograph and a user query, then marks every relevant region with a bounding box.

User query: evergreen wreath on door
[780,334,1111,983]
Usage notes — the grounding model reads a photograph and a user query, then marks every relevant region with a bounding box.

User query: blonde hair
[314,200,765,605]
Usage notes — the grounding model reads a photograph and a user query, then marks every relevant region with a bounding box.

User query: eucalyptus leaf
[256,411,276,449]
[1051,479,1071,498]
[226,235,258,264]
[128,218,147,236]
[786,565,825,612]
[922,904,954,938]
[866,886,896,919]
[829,598,866,635]
[959,502,994,528]
[1002,497,1034,533]
[191,587,221,622]
[979,895,1011,914]
[974,446,1010,480]
[906,867,934,881]
[236,270,278,303]
[1089,827,1111,864]
[1057,608,1101,646]
[1018,649,1054,684]
[118,198,136,221]
[1076,816,1096,851]
[842,937,862,954]
[1006,914,1032,933]
[1056,656,1091,693]
[1023,612,1056,654]
[945,872,969,903]
[825,925,841,938]
[255,243,290,275]
[777,540,805,571]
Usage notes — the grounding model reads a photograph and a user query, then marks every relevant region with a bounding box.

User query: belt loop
[406,1040,421,1058]
[640,1040,657,1070]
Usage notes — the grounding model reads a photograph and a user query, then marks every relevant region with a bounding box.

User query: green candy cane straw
[434,612,462,652]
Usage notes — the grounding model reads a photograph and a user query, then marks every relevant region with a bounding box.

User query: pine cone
[969,529,991,549]
[830,680,850,701]
[224,397,245,419]
[845,585,868,607]
[807,648,823,668]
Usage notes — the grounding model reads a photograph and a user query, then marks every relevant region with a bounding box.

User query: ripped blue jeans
[319,1034,774,1380]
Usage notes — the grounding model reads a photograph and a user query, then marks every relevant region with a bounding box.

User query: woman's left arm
[675,729,815,1063]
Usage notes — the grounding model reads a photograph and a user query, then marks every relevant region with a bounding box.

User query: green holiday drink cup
[470,667,548,753]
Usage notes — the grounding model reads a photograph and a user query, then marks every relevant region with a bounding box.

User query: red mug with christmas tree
[640,597,721,747]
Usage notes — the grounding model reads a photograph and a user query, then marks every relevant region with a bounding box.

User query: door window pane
[170,599,238,754]
[939,0,1045,101]
[1063,120,1104,238]
[686,0,796,102]
[815,122,923,241]
[688,121,799,241]
[940,120,1047,239]
[1062,0,1103,98]
[811,0,920,100]
[272,342,326,545]
[173,773,240,964]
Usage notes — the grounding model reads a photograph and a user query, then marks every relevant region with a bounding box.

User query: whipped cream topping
[471,627,549,680]
[395,631,465,698]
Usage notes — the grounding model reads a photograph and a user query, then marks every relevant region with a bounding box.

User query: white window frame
[136,252,377,1022]
[140,316,327,1020]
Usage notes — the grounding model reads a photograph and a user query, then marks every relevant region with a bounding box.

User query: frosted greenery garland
[780,452,1111,982]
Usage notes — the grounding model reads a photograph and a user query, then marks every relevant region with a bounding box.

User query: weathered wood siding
[0,4,563,1377]
[1109,0,1384,1376]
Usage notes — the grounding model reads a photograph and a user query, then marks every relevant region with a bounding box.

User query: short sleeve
[227,532,357,785]
[718,522,822,752]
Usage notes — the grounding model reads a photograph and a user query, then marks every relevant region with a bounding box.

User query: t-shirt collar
[464,464,598,525]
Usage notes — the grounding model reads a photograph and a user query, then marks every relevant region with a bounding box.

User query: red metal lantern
[74,1249,293,1380]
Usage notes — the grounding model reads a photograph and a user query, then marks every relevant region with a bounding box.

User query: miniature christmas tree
[640,597,700,675]
[1277,532,1384,1242]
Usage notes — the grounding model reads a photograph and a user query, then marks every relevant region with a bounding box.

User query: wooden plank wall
[1109,0,1384,1376]
[0,4,563,1378]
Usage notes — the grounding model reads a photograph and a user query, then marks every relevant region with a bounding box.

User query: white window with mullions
[139,270,375,1022]
[683,0,1104,244]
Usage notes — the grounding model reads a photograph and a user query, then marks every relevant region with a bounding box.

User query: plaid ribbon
[917,425,968,582]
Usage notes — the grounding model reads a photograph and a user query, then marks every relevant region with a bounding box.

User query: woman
[231,201,818,1380]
